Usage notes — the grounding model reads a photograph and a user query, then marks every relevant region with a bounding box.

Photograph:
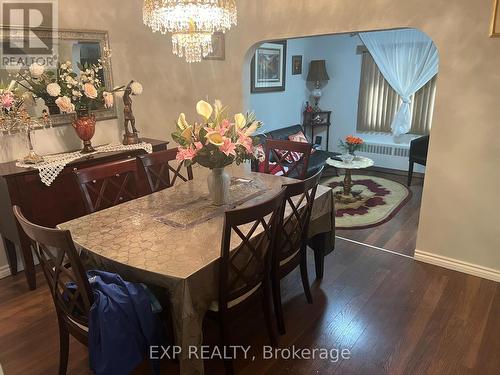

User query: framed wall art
[203,32,225,60]
[292,55,302,75]
[251,40,287,93]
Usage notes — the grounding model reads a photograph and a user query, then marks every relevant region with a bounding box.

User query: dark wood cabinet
[0,138,168,290]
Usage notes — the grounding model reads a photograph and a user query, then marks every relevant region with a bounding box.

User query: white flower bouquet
[15,61,121,116]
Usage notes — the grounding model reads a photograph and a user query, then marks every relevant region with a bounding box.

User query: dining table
[58,164,336,375]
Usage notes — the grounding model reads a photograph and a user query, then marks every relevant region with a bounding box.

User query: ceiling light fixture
[143,0,237,63]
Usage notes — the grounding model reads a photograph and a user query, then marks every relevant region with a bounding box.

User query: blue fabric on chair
[86,270,160,375]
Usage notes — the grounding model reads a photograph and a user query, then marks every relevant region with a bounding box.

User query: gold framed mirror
[0,28,116,129]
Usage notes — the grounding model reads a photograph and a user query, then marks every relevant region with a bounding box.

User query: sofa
[253,124,340,178]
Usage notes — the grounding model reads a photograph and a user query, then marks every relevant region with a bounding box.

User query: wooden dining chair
[207,187,286,375]
[74,158,142,214]
[137,148,193,193]
[13,205,92,375]
[263,139,312,180]
[272,167,324,335]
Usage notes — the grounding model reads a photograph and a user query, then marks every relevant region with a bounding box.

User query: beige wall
[1,0,499,276]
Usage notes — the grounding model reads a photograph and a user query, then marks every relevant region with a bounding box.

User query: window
[357,52,437,135]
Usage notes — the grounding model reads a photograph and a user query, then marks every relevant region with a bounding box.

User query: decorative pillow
[274,148,301,163]
[256,145,289,176]
[289,131,315,153]
[258,161,289,176]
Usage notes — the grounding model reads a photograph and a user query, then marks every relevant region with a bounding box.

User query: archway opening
[242,28,439,257]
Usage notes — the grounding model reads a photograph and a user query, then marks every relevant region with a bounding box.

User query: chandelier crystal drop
[143,0,237,63]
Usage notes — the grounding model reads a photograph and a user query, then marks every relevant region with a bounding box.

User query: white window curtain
[357,52,437,135]
[359,29,439,136]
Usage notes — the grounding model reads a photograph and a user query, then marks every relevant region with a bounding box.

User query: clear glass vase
[207,167,230,206]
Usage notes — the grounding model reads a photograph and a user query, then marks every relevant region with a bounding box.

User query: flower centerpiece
[15,61,115,153]
[339,135,364,156]
[171,100,261,205]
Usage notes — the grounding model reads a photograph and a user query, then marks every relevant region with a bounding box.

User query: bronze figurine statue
[122,80,140,145]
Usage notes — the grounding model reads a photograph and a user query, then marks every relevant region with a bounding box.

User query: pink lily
[236,132,253,154]
[176,146,197,161]
[219,138,237,156]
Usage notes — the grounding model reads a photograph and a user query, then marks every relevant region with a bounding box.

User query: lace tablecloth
[15,142,153,186]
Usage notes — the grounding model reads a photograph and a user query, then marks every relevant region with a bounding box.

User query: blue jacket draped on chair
[86,270,161,375]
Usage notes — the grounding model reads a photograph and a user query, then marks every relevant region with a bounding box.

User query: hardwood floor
[1,240,499,374]
[330,169,424,256]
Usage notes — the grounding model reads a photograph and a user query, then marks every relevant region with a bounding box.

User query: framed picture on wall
[491,0,500,37]
[203,32,225,60]
[292,55,302,75]
[251,40,287,93]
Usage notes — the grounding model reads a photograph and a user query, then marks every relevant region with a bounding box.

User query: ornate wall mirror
[0,29,116,130]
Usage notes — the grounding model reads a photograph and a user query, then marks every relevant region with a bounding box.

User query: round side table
[326,156,374,203]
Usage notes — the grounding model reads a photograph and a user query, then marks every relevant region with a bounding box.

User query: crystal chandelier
[143,0,237,63]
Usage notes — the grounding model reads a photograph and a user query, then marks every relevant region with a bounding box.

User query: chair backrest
[13,206,93,327]
[264,139,312,180]
[74,158,141,214]
[219,187,286,312]
[276,167,324,265]
[137,148,193,193]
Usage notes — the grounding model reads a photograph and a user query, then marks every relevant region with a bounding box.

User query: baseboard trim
[415,250,500,283]
[0,264,11,279]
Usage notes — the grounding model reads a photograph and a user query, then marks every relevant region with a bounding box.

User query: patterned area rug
[323,175,412,230]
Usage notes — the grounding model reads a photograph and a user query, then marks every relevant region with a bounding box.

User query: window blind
[357,52,436,135]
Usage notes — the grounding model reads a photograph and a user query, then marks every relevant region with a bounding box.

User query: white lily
[234,113,246,130]
[177,113,190,130]
[244,121,260,136]
[196,100,213,121]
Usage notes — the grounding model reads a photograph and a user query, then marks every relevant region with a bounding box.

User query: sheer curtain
[359,29,439,136]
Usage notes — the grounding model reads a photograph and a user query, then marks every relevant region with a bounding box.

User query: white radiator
[360,143,409,158]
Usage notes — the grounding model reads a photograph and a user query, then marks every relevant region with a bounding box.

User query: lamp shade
[307,60,330,82]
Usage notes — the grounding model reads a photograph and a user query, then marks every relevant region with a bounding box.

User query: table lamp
[307,60,330,111]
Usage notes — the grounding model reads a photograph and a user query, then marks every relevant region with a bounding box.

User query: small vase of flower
[207,167,231,206]
[172,99,261,206]
[339,135,364,156]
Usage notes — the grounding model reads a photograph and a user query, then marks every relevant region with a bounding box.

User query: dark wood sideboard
[0,138,168,290]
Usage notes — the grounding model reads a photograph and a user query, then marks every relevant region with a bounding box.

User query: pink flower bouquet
[172,100,262,169]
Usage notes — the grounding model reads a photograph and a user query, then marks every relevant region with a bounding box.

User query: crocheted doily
[16,142,153,186]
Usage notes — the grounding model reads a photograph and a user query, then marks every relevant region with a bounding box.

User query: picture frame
[251,40,287,93]
[491,0,500,37]
[203,32,225,60]
[292,55,302,75]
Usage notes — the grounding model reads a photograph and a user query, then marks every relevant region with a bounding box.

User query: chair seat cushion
[208,282,262,312]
